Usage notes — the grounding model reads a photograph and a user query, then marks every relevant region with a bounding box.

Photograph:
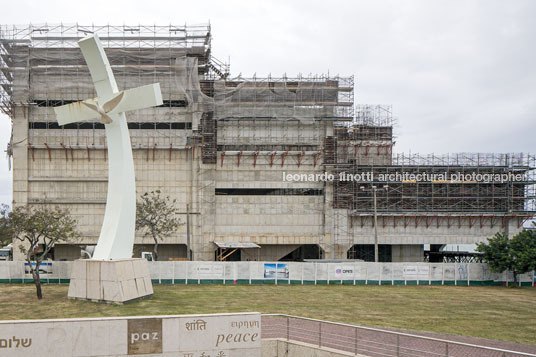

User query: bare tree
[136,190,182,261]
[8,206,79,299]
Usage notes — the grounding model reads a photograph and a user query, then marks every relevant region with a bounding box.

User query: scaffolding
[333,159,536,213]
[1,23,354,261]
[2,23,535,261]
[333,147,535,218]
[213,75,354,121]
[0,23,224,164]
[0,24,355,165]
[0,31,12,117]
[331,107,535,253]
[354,104,394,126]
[332,104,395,166]
[330,104,535,219]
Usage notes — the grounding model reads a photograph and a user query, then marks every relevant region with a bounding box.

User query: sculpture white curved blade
[107,83,163,115]
[54,99,100,125]
[78,34,118,98]
[100,114,113,124]
[54,34,163,260]
[103,91,125,113]
[81,101,99,113]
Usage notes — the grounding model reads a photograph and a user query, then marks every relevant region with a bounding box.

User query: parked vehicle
[141,252,153,261]
[0,245,12,261]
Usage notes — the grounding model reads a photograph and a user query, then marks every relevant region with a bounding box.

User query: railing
[261,314,536,357]
[390,153,536,168]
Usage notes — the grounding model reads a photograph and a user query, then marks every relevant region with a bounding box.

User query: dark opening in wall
[29,122,192,130]
[214,249,241,262]
[279,244,324,261]
[215,188,323,196]
[347,244,392,262]
[33,99,188,107]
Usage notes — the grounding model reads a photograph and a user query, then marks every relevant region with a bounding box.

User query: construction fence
[0,261,534,287]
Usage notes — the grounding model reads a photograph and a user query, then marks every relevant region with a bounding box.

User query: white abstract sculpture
[54,34,163,260]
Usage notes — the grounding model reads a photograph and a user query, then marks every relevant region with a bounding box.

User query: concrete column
[11,62,30,261]
[11,65,30,207]
[198,158,216,261]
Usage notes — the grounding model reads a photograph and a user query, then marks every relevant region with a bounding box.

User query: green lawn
[0,284,534,345]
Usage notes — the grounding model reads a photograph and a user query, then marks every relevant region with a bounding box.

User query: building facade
[1,24,534,262]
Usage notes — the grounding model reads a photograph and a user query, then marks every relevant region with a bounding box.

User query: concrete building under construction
[1,24,535,262]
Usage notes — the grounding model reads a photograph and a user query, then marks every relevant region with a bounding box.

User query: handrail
[262,314,536,357]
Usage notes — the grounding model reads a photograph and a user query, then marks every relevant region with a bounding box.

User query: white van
[141,252,153,261]
[0,246,12,261]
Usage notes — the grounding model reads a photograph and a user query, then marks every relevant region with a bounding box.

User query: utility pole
[361,185,389,262]
[176,206,200,261]
[186,203,191,261]
[505,153,512,239]
[373,187,379,263]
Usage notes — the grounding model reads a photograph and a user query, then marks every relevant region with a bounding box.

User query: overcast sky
[0,0,534,206]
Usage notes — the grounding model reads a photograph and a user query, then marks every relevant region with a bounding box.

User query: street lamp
[360,185,389,262]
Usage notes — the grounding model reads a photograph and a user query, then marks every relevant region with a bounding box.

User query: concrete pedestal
[68,258,153,304]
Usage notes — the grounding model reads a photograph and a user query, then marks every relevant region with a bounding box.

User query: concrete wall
[331,213,523,261]
[132,244,187,261]
[257,245,300,261]
[218,121,324,146]
[54,244,188,261]
[391,245,424,262]
[0,312,261,357]
[54,245,82,261]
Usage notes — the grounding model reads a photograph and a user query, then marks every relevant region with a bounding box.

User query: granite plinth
[68,259,153,304]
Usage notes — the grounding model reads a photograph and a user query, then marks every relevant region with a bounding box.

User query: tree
[0,204,12,246]
[510,229,536,283]
[476,230,536,287]
[8,206,79,299]
[136,190,182,261]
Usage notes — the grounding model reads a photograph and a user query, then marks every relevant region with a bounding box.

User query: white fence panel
[391,263,405,281]
[0,261,533,286]
[9,261,25,280]
[51,261,71,280]
[236,262,250,282]
[223,262,234,281]
[455,263,469,282]
[430,264,443,281]
[468,263,484,282]
[381,264,393,283]
[443,263,456,281]
[0,262,10,279]
[250,262,264,280]
[316,263,328,281]
[288,262,303,281]
[173,262,187,280]
[302,263,316,282]
[148,260,160,280]
[365,262,380,281]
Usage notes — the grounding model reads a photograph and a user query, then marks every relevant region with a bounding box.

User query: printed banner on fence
[403,265,429,279]
[263,263,289,279]
[333,266,355,279]
[196,264,224,277]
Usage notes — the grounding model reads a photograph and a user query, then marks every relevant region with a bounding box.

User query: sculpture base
[68,258,153,304]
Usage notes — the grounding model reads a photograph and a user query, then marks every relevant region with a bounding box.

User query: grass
[0,284,534,345]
